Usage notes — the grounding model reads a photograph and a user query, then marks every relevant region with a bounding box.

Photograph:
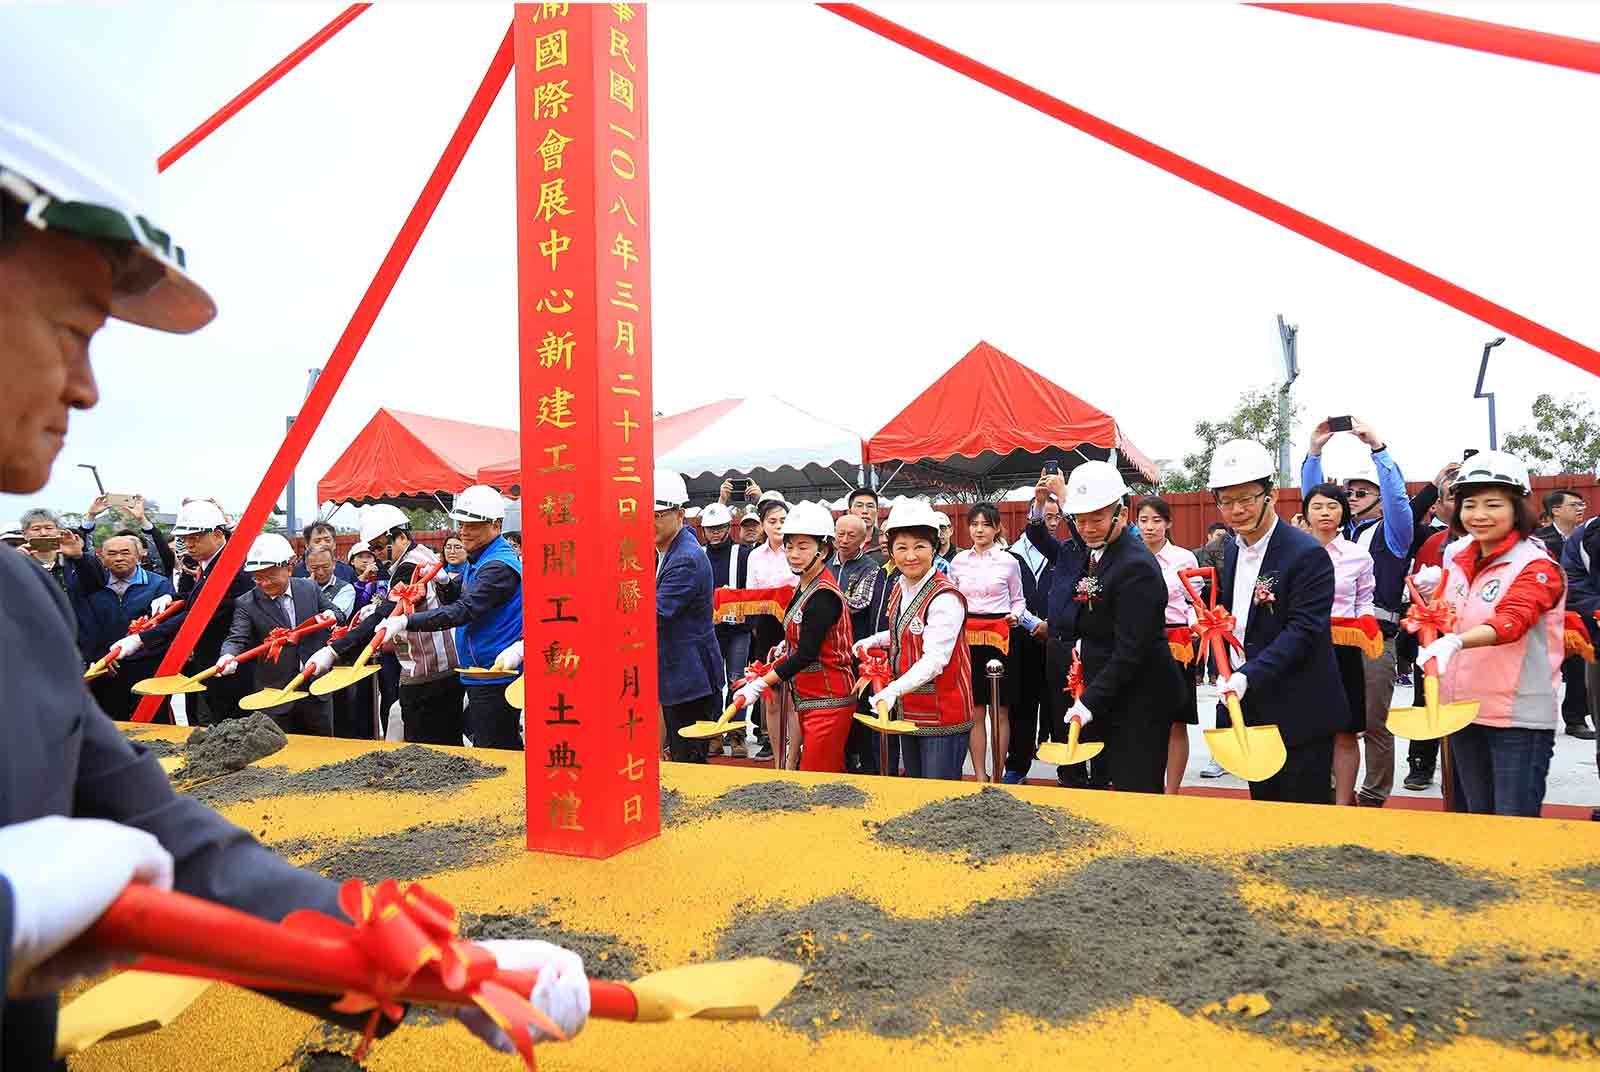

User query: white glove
[374,615,408,648]
[1066,700,1094,728]
[456,939,589,1049]
[1412,565,1443,599]
[306,646,337,678]
[148,594,174,616]
[1418,633,1464,675]
[108,634,143,661]
[867,686,899,713]
[213,654,239,677]
[1,816,174,996]
[1224,671,1248,700]
[770,640,788,661]
[852,638,877,660]
[493,640,525,673]
[734,678,768,709]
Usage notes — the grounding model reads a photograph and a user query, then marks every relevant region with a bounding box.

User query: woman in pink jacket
[1417,451,1566,818]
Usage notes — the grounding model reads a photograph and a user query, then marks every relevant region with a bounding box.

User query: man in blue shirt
[1300,418,1440,807]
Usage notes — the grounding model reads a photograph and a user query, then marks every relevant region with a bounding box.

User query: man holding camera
[18,507,106,660]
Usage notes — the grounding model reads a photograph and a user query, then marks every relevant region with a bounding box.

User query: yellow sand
[69,728,1600,1070]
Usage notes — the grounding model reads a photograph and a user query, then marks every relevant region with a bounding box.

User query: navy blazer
[0,546,345,1068]
[1024,517,1090,641]
[1217,520,1348,747]
[1563,519,1600,643]
[656,526,725,707]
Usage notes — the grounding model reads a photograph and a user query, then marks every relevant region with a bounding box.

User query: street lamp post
[284,367,323,534]
[1275,314,1300,485]
[1474,336,1506,449]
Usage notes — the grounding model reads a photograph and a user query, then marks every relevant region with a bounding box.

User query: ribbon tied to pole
[853,648,891,698]
[1191,604,1245,659]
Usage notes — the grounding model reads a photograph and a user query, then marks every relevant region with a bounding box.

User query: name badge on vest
[1481,579,1502,602]
[721,613,738,625]
[792,610,803,625]
[908,617,924,636]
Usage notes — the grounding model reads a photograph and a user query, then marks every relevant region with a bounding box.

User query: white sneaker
[1199,760,1225,779]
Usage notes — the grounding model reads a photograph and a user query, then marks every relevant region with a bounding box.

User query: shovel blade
[505,674,525,709]
[238,688,304,712]
[55,971,212,1058]
[83,667,110,683]
[1202,724,1287,781]
[458,666,512,678]
[1035,740,1104,766]
[679,719,745,739]
[1388,702,1478,741]
[627,957,805,1022]
[852,713,919,735]
[308,665,378,696]
[132,675,207,696]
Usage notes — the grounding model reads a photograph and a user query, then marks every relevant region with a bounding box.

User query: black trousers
[1561,655,1589,728]
[1249,735,1334,805]
[464,683,523,749]
[1005,629,1048,775]
[402,675,467,745]
[1093,715,1169,793]
[330,681,372,739]
[662,694,716,763]
[195,674,250,725]
[271,695,332,736]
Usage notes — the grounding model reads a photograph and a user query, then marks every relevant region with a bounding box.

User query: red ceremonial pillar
[513,2,658,858]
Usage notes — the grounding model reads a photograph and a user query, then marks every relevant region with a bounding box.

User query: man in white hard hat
[117,497,259,724]
[213,533,341,735]
[653,471,725,761]
[318,503,465,744]
[374,485,525,749]
[0,30,588,1064]
[1208,440,1347,804]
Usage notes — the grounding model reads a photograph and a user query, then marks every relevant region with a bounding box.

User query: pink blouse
[948,546,1025,616]
[1324,536,1376,618]
[1150,541,1199,626]
[745,540,798,591]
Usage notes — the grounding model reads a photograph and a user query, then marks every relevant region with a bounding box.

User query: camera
[1327,415,1353,433]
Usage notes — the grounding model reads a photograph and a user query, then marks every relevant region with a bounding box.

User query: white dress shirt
[1230,516,1278,645]
[859,570,964,701]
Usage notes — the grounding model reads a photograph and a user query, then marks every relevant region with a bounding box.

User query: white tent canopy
[656,395,868,504]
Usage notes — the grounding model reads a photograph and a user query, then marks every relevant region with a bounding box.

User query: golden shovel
[505,672,525,709]
[1178,567,1286,782]
[680,698,751,739]
[134,614,333,697]
[308,637,382,696]
[1387,575,1478,740]
[853,701,919,735]
[237,665,317,712]
[54,972,213,1059]
[1036,652,1102,766]
[82,654,114,683]
[131,662,226,697]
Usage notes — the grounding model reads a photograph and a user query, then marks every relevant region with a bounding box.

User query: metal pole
[1275,314,1300,486]
[985,658,1005,783]
[285,368,323,535]
[1474,337,1505,450]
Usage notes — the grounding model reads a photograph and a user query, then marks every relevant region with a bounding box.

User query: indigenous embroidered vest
[886,571,974,733]
[782,572,856,714]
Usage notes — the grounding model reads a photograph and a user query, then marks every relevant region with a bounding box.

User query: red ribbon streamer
[854,648,892,696]
[1401,597,1458,639]
[736,657,780,691]
[818,4,1600,380]
[1065,651,1084,702]
[131,26,515,721]
[1192,604,1246,660]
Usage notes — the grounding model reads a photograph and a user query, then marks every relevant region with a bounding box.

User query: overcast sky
[6,2,1598,527]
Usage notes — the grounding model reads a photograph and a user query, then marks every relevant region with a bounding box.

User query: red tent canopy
[865,341,1158,486]
[317,408,519,505]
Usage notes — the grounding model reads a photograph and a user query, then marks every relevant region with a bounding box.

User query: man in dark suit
[215,533,341,736]
[1208,440,1348,804]
[109,497,258,724]
[1039,463,1185,792]
[1024,487,1098,786]
[654,472,725,762]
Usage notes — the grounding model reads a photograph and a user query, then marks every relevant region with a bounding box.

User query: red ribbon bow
[854,648,892,696]
[1402,598,1457,638]
[1065,652,1085,701]
[260,626,298,664]
[283,878,562,1066]
[390,560,444,614]
[736,657,779,690]
[1191,604,1245,658]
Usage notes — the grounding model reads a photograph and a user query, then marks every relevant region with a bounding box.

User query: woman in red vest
[733,501,857,771]
[852,500,975,780]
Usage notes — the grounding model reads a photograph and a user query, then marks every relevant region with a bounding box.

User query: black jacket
[0,546,345,1069]
[138,552,255,672]
[1217,521,1348,747]
[1073,526,1186,730]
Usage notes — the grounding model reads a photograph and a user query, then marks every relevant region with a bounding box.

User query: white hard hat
[757,490,788,508]
[243,532,294,573]
[358,503,410,544]
[883,499,944,534]
[450,485,506,523]
[1454,449,1531,496]
[1063,460,1129,514]
[0,15,215,333]
[1207,440,1276,490]
[782,500,835,539]
[348,540,370,560]
[1333,456,1380,487]
[171,498,228,536]
[1,530,25,545]
[739,506,762,526]
[653,470,689,510]
[700,502,734,527]
[935,510,953,529]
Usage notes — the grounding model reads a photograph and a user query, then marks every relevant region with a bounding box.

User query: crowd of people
[647,422,1598,822]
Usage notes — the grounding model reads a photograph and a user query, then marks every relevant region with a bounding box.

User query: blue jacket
[1562,519,1600,643]
[81,565,177,659]
[656,526,724,706]
[1024,515,1090,642]
[1217,520,1348,747]
[455,534,523,685]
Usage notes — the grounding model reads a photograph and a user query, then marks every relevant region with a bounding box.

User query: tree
[1503,393,1600,475]
[1160,385,1302,493]
[404,507,451,531]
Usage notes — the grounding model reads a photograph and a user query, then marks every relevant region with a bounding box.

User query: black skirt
[969,642,1019,707]
[1171,649,1199,725]
[1333,642,1368,735]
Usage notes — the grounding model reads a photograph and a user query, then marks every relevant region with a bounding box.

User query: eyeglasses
[1346,488,1378,500]
[1215,490,1267,511]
